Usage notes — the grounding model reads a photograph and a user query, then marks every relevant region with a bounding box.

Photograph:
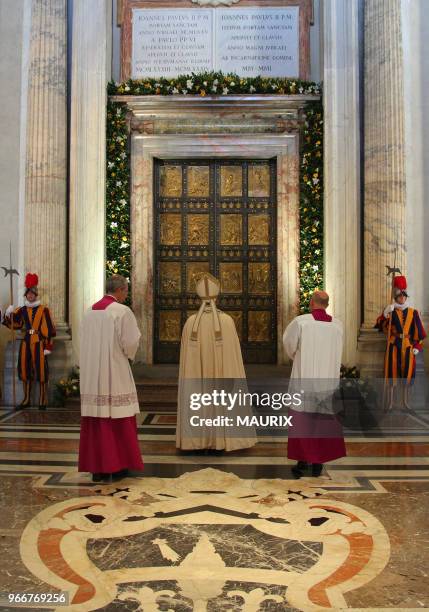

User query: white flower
[183,89,188,95]
[312,265,319,271]
[116,108,122,116]
[120,242,128,249]
[222,87,229,94]
[271,83,277,89]
[203,81,208,86]
[230,81,235,87]
[312,177,319,184]
[120,152,126,159]
[124,85,130,92]
[108,161,114,169]
[213,79,219,85]
[116,180,122,187]
[299,86,304,94]
[116,136,123,143]
[119,198,127,205]
[249,85,256,93]
[172,87,179,94]
[212,86,217,93]
[186,79,193,89]
[110,222,118,228]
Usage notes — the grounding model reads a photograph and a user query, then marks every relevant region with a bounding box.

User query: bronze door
[154,159,277,363]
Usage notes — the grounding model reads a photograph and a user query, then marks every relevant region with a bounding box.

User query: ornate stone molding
[191,0,241,5]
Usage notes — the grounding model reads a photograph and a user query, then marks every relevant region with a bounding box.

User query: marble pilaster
[69,0,112,361]
[322,0,361,366]
[24,0,67,326]
[362,0,406,327]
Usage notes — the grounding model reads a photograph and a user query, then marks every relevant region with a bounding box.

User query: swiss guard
[375,275,426,407]
[2,273,56,409]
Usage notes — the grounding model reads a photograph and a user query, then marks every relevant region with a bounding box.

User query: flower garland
[108,71,321,97]
[106,102,131,283]
[299,102,323,313]
[106,73,324,313]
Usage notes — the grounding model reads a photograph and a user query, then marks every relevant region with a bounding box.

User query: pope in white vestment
[283,290,346,477]
[176,273,257,451]
[78,275,144,482]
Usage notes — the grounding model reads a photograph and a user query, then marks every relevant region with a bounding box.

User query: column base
[2,325,75,407]
[357,326,426,378]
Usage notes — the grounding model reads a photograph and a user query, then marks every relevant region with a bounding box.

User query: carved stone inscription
[131,7,300,78]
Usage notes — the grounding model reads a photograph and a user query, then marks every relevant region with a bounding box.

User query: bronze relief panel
[187,262,210,293]
[220,214,242,245]
[248,311,271,342]
[248,164,270,197]
[160,213,182,245]
[187,166,210,197]
[219,263,243,294]
[187,214,209,245]
[159,262,181,294]
[248,214,270,245]
[220,166,242,197]
[160,165,182,197]
[159,311,181,342]
[248,262,271,295]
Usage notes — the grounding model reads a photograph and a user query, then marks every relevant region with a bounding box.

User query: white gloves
[44,350,52,356]
[5,305,15,317]
[413,348,419,356]
[383,304,394,317]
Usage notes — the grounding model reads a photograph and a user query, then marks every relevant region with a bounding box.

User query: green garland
[108,71,321,97]
[299,102,323,312]
[106,72,323,313]
[106,102,131,282]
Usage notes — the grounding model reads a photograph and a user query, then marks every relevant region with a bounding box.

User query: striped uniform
[375,307,426,382]
[3,305,56,406]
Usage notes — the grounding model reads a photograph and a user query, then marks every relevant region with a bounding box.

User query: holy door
[154,159,277,363]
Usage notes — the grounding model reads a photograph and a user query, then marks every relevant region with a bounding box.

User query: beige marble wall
[69,0,112,361]
[24,0,67,325]
[362,0,406,327]
[121,96,311,364]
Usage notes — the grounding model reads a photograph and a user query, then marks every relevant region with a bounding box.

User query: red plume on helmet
[393,275,407,291]
[25,273,39,290]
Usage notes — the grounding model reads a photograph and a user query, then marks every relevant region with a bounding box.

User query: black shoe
[104,470,127,483]
[291,464,303,479]
[311,463,323,477]
[38,405,47,411]
[297,461,308,471]
[92,473,104,483]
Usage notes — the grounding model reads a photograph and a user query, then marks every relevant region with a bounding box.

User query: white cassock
[80,299,141,417]
[176,273,257,451]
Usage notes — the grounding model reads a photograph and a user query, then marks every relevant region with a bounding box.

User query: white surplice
[79,302,141,418]
[283,314,343,412]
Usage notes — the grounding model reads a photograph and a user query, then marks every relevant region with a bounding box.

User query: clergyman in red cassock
[283,290,346,478]
[78,274,144,483]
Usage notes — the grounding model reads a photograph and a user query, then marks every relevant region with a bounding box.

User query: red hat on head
[393,275,407,291]
[24,273,39,296]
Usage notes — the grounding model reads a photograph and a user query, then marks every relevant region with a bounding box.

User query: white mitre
[191,273,222,341]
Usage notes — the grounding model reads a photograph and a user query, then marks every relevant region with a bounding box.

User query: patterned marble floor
[0,406,428,611]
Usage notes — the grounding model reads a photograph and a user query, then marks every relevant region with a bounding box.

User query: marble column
[401,0,429,326]
[323,0,361,365]
[362,0,406,327]
[25,0,67,325]
[69,0,112,361]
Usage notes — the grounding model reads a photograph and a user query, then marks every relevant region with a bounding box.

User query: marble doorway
[117,95,316,364]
